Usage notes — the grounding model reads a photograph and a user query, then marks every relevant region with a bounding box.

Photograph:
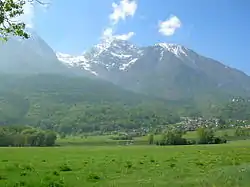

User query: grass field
[1,140,250,187]
[134,129,237,141]
[57,129,239,146]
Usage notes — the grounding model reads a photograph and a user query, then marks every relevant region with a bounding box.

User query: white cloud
[115,32,135,40]
[13,0,49,29]
[103,28,113,38]
[158,15,181,36]
[19,1,35,28]
[102,0,137,41]
[102,28,135,41]
[109,0,137,24]
[4,0,35,28]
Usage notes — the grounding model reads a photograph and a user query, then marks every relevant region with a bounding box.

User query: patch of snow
[56,52,98,76]
[119,58,138,70]
[92,38,113,57]
[137,50,143,55]
[159,50,164,61]
[111,52,132,59]
[155,43,188,58]
[56,52,87,64]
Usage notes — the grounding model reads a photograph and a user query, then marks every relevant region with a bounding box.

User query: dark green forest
[0,74,185,134]
[0,74,249,135]
[0,125,57,147]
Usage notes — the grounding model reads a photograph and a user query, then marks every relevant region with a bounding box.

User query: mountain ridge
[56,38,250,101]
[1,33,250,103]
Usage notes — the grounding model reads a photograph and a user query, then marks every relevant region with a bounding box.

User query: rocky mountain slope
[57,38,250,101]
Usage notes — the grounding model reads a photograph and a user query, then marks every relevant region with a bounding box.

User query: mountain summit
[57,38,142,76]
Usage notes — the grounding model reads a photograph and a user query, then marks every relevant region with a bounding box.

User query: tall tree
[197,127,214,144]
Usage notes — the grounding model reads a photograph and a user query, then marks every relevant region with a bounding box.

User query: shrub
[235,127,250,137]
[0,175,7,180]
[20,171,27,176]
[156,130,188,146]
[169,163,176,168]
[87,173,101,181]
[13,181,26,187]
[46,179,65,187]
[53,171,60,176]
[197,127,214,144]
[213,137,227,144]
[110,135,133,140]
[187,139,196,145]
[125,161,133,169]
[197,128,227,144]
[59,164,72,172]
[148,134,154,145]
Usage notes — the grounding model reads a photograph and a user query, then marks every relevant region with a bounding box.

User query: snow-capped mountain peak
[57,39,143,75]
[57,41,193,77]
[155,43,188,58]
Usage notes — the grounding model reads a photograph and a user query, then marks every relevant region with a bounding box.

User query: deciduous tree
[0,0,47,40]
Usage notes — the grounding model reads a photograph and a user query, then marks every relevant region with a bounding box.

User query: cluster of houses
[175,117,220,131]
[109,117,250,138]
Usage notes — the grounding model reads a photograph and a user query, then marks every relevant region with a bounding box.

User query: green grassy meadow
[56,129,239,146]
[1,140,250,187]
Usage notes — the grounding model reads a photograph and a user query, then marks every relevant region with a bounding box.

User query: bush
[45,179,65,187]
[148,134,154,145]
[125,161,133,168]
[59,164,72,172]
[187,139,196,145]
[213,137,227,144]
[53,171,60,176]
[197,128,214,144]
[197,128,227,144]
[110,135,133,140]
[156,130,188,146]
[0,175,7,180]
[235,127,250,137]
[87,173,101,181]
[156,128,227,146]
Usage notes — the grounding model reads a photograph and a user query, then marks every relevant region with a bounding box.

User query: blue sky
[25,0,250,74]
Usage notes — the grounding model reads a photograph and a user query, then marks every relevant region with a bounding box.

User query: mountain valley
[1,32,250,132]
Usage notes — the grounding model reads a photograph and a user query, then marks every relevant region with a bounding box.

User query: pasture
[1,140,250,187]
[56,129,243,146]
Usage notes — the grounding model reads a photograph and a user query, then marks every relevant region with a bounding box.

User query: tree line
[0,126,57,147]
[148,127,227,146]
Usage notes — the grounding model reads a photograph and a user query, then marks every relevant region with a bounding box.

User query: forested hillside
[216,97,250,120]
[0,74,193,134]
